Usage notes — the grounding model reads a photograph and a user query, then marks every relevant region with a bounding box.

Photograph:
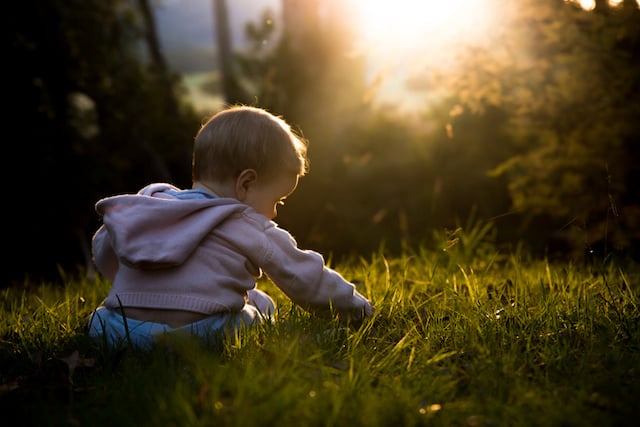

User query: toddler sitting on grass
[88,105,374,350]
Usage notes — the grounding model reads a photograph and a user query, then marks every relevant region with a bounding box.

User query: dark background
[6,0,639,287]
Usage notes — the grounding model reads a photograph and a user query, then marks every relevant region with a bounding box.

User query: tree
[444,0,640,259]
[7,0,199,285]
[212,0,246,103]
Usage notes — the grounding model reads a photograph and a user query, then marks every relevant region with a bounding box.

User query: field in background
[181,72,226,115]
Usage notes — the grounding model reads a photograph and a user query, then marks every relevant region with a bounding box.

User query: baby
[88,105,374,349]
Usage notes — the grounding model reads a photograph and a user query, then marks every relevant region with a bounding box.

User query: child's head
[193,105,308,183]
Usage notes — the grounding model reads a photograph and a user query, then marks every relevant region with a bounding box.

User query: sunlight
[573,0,637,10]
[344,0,638,111]
[577,0,596,10]
[346,0,503,111]
[351,0,499,57]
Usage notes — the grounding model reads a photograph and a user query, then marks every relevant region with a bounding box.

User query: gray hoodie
[92,183,374,318]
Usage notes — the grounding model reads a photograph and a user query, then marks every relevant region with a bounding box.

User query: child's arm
[91,225,118,281]
[260,226,374,319]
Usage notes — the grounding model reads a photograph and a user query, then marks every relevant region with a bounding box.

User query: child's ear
[235,169,258,201]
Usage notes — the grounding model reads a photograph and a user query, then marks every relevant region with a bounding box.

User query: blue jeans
[87,289,274,350]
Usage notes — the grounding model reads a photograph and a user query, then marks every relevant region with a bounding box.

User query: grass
[1,243,638,427]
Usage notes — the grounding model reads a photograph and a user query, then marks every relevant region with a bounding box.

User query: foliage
[233,3,369,127]
[226,0,640,264]
[8,0,640,287]
[8,0,201,285]
[445,0,640,257]
[1,248,639,426]
[228,4,519,260]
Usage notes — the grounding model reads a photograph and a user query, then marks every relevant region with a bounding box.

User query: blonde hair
[193,105,308,182]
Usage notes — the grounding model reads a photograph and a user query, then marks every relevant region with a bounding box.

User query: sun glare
[346,0,503,110]
[351,0,499,58]
[574,0,626,10]
[345,0,638,111]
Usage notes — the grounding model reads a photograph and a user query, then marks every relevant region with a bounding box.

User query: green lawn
[1,245,638,426]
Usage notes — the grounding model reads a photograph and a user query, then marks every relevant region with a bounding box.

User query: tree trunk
[136,0,175,181]
[137,0,168,71]
[214,0,235,103]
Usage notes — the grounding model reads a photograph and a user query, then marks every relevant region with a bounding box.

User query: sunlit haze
[576,0,632,10]
[345,0,636,111]
[352,0,637,48]
[351,0,498,57]
[347,0,503,111]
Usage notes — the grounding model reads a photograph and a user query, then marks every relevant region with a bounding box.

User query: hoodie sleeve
[238,217,374,318]
[92,224,119,281]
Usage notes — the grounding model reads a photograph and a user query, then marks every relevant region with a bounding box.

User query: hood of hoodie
[96,183,247,269]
